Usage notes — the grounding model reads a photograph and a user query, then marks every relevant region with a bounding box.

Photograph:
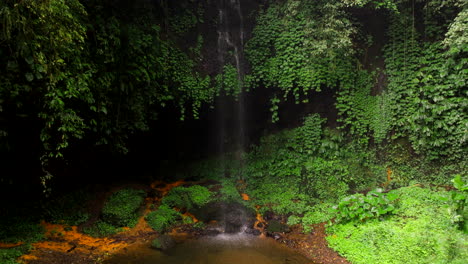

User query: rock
[266,232,282,240]
[201,228,222,236]
[266,220,290,233]
[244,228,261,236]
[263,211,275,221]
[192,201,256,233]
[151,235,175,251]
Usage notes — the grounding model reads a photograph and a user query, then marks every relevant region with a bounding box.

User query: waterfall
[216,0,249,234]
[216,0,246,160]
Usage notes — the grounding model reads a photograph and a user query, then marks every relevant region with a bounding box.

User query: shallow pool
[104,234,312,264]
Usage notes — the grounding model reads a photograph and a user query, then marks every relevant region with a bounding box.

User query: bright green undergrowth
[83,188,145,237]
[82,221,122,238]
[0,244,33,264]
[0,216,44,264]
[161,185,212,210]
[41,189,91,226]
[146,205,182,233]
[327,186,468,264]
[102,188,145,227]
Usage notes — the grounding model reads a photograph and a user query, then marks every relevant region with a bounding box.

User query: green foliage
[214,64,242,97]
[41,190,90,226]
[286,215,302,226]
[0,218,44,244]
[245,0,356,121]
[161,185,212,210]
[327,186,467,264]
[450,175,468,230]
[0,244,32,264]
[146,205,182,233]
[302,157,350,202]
[218,179,243,202]
[334,189,397,223]
[0,0,216,188]
[294,114,324,154]
[0,216,44,264]
[151,237,162,249]
[382,5,467,162]
[82,221,121,238]
[102,189,145,227]
[301,202,336,233]
[336,70,392,144]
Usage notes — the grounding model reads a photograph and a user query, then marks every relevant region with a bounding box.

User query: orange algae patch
[20,221,128,261]
[386,167,392,182]
[0,242,23,248]
[151,180,186,197]
[254,205,266,236]
[383,167,393,187]
[19,255,38,261]
[241,193,250,201]
[182,211,199,223]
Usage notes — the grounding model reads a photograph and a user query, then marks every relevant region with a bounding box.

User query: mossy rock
[151,235,175,251]
[102,188,145,227]
[192,201,256,233]
[266,220,290,233]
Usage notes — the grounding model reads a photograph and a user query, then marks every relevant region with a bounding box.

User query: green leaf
[25,73,34,82]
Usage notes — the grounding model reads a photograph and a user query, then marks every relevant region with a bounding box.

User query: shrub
[327,187,467,264]
[0,244,32,264]
[302,157,350,202]
[219,179,242,202]
[450,175,467,231]
[102,188,145,227]
[161,185,212,210]
[146,205,181,232]
[334,189,397,224]
[82,221,120,237]
[287,215,301,226]
[0,218,44,244]
[41,189,90,226]
[301,202,335,233]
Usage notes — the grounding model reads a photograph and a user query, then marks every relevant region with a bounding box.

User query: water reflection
[104,234,311,264]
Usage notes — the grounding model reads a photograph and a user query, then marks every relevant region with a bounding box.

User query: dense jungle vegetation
[0,0,466,263]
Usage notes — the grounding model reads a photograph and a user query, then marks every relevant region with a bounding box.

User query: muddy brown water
[104,234,313,264]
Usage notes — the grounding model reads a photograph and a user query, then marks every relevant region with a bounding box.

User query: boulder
[151,234,175,251]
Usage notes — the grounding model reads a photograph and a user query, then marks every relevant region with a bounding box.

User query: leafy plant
[327,186,467,264]
[0,244,33,264]
[301,202,336,233]
[334,189,397,223]
[102,188,145,227]
[161,185,212,210]
[146,205,182,233]
[41,189,90,226]
[82,221,120,237]
[450,175,467,230]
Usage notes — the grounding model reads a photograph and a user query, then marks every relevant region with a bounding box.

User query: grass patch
[327,186,468,264]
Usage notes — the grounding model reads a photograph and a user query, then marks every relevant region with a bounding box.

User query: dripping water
[216,0,248,233]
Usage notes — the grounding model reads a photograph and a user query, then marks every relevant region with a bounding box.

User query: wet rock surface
[192,201,256,233]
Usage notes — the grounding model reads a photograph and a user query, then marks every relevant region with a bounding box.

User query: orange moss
[182,211,199,223]
[151,180,185,197]
[253,205,266,236]
[19,221,128,262]
[386,167,392,182]
[241,193,250,201]
[0,242,23,248]
[19,255,38,261]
